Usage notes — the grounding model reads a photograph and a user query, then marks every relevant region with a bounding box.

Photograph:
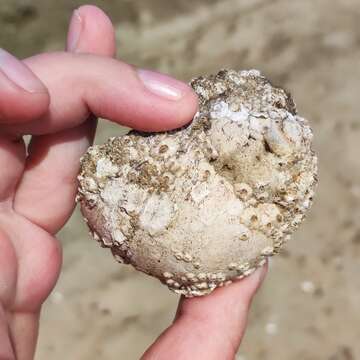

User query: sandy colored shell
[77,69,318,297]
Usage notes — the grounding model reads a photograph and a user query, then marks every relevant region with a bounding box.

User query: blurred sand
[2,0,360,359]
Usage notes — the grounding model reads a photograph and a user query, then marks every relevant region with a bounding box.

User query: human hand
[142,265,267,360]
[0,5,266,359]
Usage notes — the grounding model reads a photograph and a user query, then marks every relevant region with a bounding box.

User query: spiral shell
[77,69,318,297]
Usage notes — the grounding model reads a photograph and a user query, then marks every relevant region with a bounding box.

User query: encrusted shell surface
[77,69,318,297]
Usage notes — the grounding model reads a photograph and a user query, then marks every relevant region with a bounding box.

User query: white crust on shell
[77,69,318,297]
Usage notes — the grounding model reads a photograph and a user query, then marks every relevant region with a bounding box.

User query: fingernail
[137,69,189,101]
[255,260,268,284]
[246,262,268,289]
[67,9,83,52]
[0,48,46,93]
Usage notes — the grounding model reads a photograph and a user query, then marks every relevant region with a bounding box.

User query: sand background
[1,1,360,359]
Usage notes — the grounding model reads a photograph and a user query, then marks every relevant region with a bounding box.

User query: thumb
[142,263,268,360]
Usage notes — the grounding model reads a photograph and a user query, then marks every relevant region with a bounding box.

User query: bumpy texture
[77,69,318,297]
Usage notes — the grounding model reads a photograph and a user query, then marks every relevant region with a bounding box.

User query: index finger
[0,52,198,136]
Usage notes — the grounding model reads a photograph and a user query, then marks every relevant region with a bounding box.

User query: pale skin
[0,6,267,360]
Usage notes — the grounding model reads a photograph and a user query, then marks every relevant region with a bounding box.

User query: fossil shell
[77,69,318,297]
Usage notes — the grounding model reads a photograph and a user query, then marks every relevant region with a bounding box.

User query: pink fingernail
[0,48,46,93]
[254,260,268,284]
[67,9,83,52]
[137,69,189,101]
